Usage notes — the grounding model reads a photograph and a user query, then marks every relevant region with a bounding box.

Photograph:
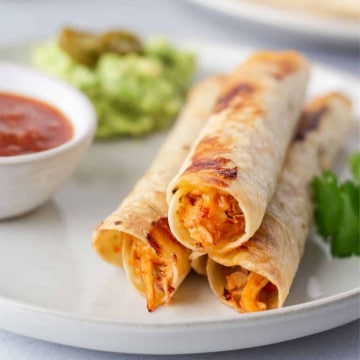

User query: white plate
[0,40,359,355]
[188,0,359,45]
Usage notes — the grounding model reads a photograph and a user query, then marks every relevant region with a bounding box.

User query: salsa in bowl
[0,62,96,219]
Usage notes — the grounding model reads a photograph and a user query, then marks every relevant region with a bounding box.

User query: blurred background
[0,0,359,74]
[0,1,359,359]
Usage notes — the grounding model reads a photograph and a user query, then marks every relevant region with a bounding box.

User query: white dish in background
[188,0,359,46]
[0,40,359,355]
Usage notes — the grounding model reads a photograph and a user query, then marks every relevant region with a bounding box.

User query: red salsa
[0,92,73,156]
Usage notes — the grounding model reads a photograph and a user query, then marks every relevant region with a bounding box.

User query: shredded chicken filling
[128,237,174,312]
[179,188,245,249]
[224,268,277,312]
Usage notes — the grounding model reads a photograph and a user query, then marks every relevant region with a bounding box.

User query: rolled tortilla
[92,75,225,311]
[167,51,310,255]
[207,92,352,312]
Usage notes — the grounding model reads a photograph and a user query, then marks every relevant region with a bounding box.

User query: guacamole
[32,31,195,138]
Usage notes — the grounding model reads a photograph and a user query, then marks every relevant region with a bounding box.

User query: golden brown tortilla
[92,75,225,311]
[207,92,352,312]
[167,51,310,256]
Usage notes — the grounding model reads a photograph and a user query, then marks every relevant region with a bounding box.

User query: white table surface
[0,0,359,359]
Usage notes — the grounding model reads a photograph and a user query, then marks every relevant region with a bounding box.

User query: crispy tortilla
[207,92,352,312]
[167,51,310,255]
[92,75,225,311]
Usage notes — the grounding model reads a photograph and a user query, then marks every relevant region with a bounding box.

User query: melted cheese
[179,187,245,249]
[128,237,174,312]
[223,268,277,312]
[241,273,269,312]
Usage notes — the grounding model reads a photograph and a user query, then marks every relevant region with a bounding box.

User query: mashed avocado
[32,32,195,138]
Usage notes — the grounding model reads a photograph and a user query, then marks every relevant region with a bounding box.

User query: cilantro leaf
[350,152,360,184]
[312,153,360,258]
[340,180,360,217]
[331,190,360,257]
[312,171,342,240]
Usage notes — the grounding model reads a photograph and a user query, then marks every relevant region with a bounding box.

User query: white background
[0,0,359,359]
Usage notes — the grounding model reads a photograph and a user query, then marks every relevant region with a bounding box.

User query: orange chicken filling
[224,268,277,312]
[179,188,245,249]
[128,237,174,312]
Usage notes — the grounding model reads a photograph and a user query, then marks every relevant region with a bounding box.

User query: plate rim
[0,285,358,328]
[0,38,359,353]
[187,0,359,43]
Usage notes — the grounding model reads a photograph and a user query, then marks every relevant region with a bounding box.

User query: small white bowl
[0,62,97,219]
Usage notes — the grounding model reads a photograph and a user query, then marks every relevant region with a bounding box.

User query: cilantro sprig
[312,152,360,257]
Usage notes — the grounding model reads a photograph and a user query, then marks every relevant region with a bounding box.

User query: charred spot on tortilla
[218,163,238,180]
[114,220,122,225]
[295,106,328,141]
[185,136,238,184]
[187,157,237,178]
[171,186,179,194]
[214,82,256,113]
[186,158,238,188]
